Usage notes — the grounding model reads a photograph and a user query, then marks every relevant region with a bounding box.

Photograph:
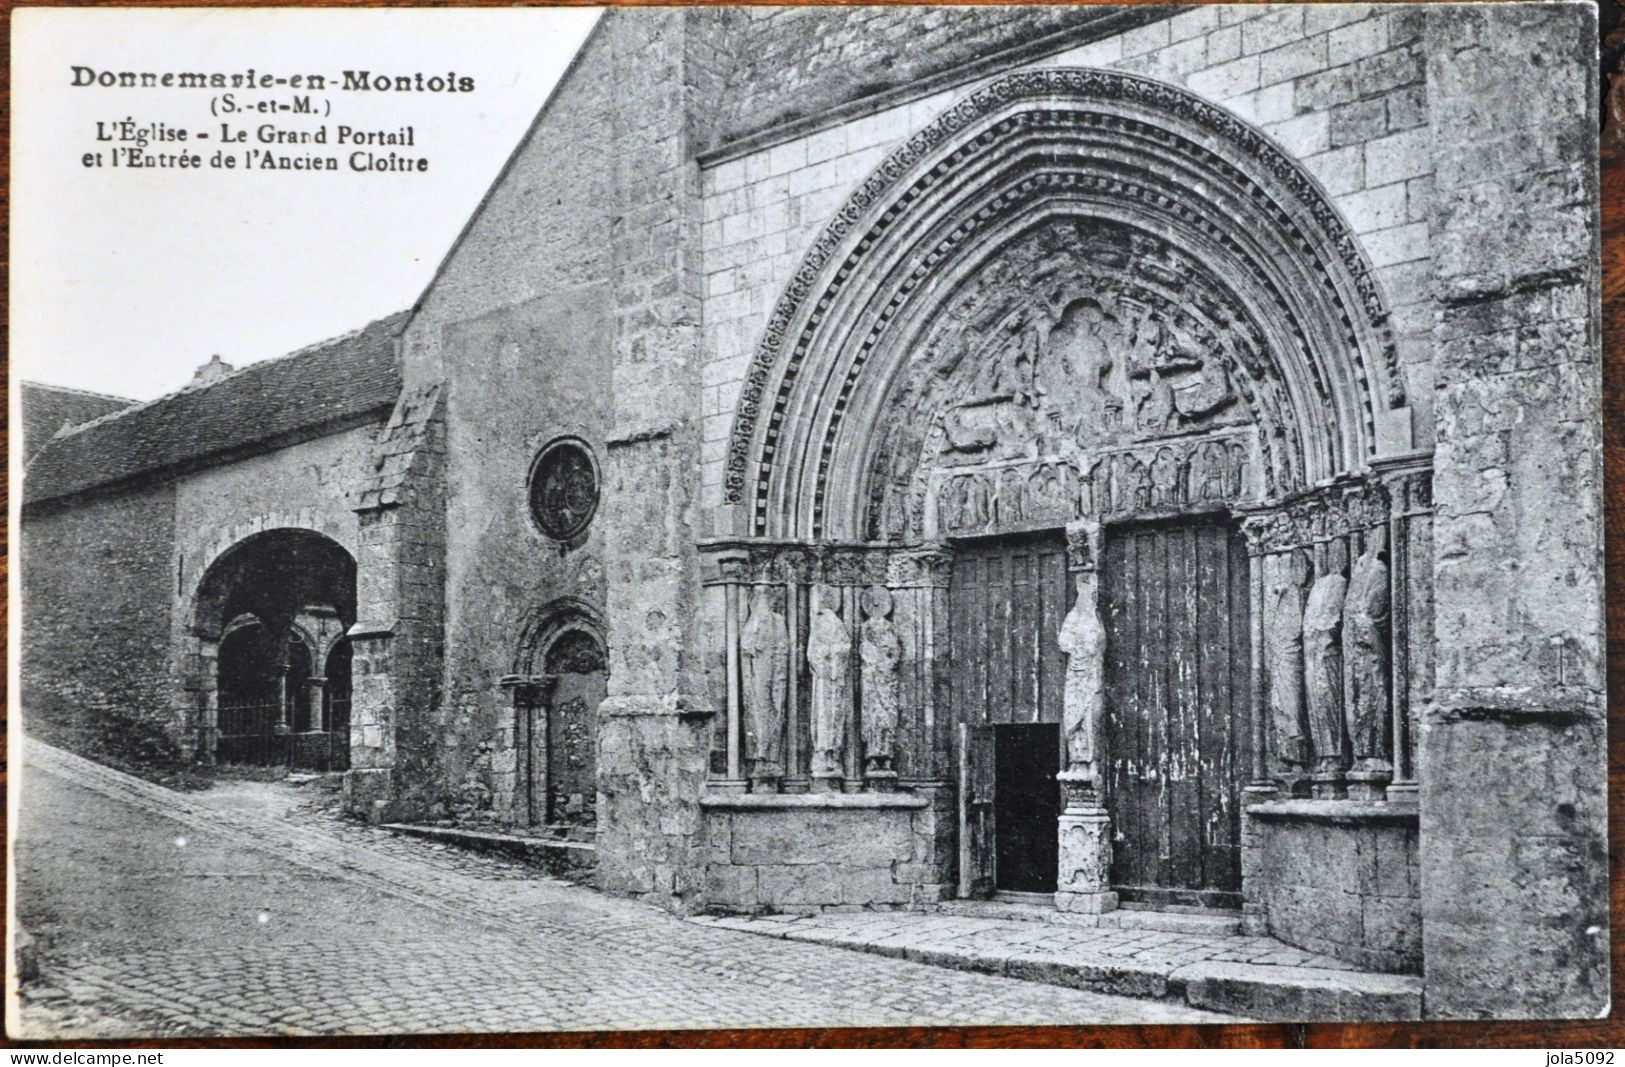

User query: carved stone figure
[807,602,852,782]
[1263,551,1312,786]
[1057,571,1107,787]
[1302,564,1349,777]
[858,587,902,775]
[741,587,788,780]
[1344,529,1392,771]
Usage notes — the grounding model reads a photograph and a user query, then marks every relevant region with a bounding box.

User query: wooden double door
[952,518,1251,907]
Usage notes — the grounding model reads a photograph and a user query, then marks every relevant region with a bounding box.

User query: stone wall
[1247,804,1421,974]
[396,20,619,819]
[20,484,178,749]
[591,10,719,912]
[428,293,613,822]
[698,3,1438,509]
[703,6,1169,150]
[346,386,449,821]
[702,796,946,913]
[1419,3,1607,1020]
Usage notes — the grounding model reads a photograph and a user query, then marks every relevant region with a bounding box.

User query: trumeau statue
[740,587,788,779]
[858,587,902,774]
[1057,572,1107,785]
[1344,528,1392,770]
[1302,562,1349,775]
[807,601,851,780]
[1264,550,1312,780]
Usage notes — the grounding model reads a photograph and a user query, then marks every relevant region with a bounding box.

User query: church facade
[20,6,1605,1019]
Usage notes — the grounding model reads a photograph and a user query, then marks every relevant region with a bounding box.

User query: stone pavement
[690,912,1422,1022]
[11,740,1232,1039]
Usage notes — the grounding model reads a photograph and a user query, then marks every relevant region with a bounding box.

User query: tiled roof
[20,383,135,465]
[23,312,407,506]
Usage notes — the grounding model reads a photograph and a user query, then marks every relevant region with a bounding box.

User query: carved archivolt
[725,68,1402,540]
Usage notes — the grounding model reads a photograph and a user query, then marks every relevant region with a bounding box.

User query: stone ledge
[700,792,930,811]
[1175,961,1422,1021]
[1248,799,1419,826]
[381,823,596,877]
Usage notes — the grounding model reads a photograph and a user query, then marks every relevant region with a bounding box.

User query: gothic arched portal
[707,68,1431,913]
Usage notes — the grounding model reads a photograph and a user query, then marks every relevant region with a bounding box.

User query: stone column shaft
[1054,519,1115,915]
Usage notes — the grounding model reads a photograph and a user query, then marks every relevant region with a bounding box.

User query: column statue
[741,587,788,786]
[1302,553,1348,793]
[858,587,902,782]
[1263,549,1311,792]
[807,600,851,787]
[1057,571,1106,790]
[1344,528,1393,786]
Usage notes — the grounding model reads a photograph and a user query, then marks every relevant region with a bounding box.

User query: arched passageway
[192,529,356,770]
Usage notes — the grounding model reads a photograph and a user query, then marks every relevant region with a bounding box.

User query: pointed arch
[722,68,1402,540]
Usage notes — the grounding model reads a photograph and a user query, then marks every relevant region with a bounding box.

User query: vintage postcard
[8,3,1608,1040]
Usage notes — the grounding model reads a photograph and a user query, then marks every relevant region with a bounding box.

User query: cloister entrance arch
[188,528,357,770]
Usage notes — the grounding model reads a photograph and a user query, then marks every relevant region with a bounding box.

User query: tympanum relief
[864,218,1294,542]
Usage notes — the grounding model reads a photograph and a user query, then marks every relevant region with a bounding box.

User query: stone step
[691,913,1422,1022]
[937,898,1241,935]
[1102,909,1243,936]
[1178,961,1422,1021]
[381,823,595,876]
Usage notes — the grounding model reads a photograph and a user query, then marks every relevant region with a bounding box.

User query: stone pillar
[306,677,327,733]
[1238,514,1280,935]
[273,658,291,735]
[343,382,447,823]
[1373,453,1431,807]
[197,637,219,765]
[1420,4,1606,1017]
[592,9,719,914]
[705,549,750,794]
[1054,520,1115,915]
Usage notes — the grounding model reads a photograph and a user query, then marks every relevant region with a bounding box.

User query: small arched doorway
[511,599,607,831]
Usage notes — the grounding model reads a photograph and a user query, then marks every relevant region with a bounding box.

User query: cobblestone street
[12,741,1228,1038]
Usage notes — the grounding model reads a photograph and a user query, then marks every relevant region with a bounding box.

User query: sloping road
[11,740,1227,1039]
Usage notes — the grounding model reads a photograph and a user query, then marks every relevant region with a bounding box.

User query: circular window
[528,437,600,541]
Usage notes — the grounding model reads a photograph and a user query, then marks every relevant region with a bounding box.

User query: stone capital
[1064,520,1101,572]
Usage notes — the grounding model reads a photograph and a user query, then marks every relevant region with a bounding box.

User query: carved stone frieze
[1246,480,1393,555]
[927,432,1253,540]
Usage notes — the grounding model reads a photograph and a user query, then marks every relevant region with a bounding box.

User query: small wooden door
[1102,517,1252,909]
[959,723,996,898]
[544,631,607,828]
[950,533,1072,897]
[994,723,1061,892]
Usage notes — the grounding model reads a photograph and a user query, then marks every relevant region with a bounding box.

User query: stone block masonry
[698,4,1441,509]
[593,10,723,914]
[1419,3,1607,1019]
[701,796,946,913]
[1248,804,1421,974]
[20,485,179,751]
